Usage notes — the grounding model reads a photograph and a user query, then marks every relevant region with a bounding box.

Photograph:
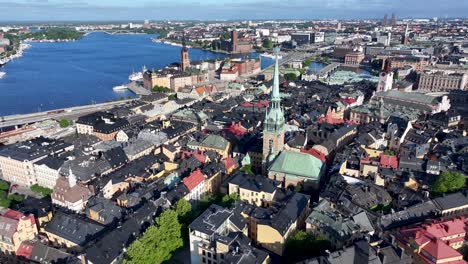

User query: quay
[0,100,132,129]
[127,81,151,96]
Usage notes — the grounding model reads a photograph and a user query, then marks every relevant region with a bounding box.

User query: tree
[393,70,399,80]
[175,199,192,221]
[0,180,9,191]
[221,193,240,208]
[284,73,298,81]
[262,39,273,49]
[59,119,70,128]
[285,231,331,263]
[432,171,466,194]
[30,184,53,197]
[152,86,171,93]
[125,210,183,264]
[303,58,312,67]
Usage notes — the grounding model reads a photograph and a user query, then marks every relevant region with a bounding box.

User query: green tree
[125,210,183,264]
[221,193,240,208]
[152,86,172,93]
[393,70,399,80]
[0,180,9,191]
[285,231,331,263]
[30,184,53,197]
[284,73,298,81]
[8,194,24,204]
[262,39,273,49]
[432,171,466,194]
[303,58,312,67]
[59,119,70,128]
[175,199,192,221]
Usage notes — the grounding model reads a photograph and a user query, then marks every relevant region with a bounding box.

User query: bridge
[0,100,132,129]
[317,63,341,79]
[80,30,143,36]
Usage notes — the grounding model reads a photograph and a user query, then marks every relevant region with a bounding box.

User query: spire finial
[271,47,281,101]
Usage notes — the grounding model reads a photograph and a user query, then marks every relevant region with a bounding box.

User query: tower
[68,167,76,188]
[383,14,388,27]
[231,30,238,53]
[262,47,285,171]
[401,24,409,45]
[180,33,190,72]
[391,13,397,27]
[377,59,394,92]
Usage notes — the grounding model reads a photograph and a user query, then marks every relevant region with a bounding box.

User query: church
[262,48,324,191]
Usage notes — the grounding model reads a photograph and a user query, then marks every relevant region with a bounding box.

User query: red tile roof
[226,122,248,136]
[301,148,327,162]
[380,154,399,169]
[16,242,33,258]
[223,156,237,171]
[183,169,205,192]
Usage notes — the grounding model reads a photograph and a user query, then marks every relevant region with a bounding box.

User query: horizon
[0,0,467,21]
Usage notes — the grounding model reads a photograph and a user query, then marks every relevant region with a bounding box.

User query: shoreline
[0,42,31,67]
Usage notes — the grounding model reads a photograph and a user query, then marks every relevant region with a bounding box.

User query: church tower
[377,58,394,92]
[180,33,190,72]
[262,48,285,171]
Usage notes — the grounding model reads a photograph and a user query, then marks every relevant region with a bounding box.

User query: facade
[143,70,171,89]
[398,217,467,264]
[188,204,269,264]
[0,137,73,187]
[182,169,206,201]
[51,170,94,212]
[0,209,37,254]
[377,59,394,92]
[417,71,467,92]
[344,52,364,65]
[180,39,190,72]
[389,56,430,71]
[230,30,252,54]
[262,50,285,170]
[228,173,279,207]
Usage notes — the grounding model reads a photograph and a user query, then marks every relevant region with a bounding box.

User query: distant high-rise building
[383,14,388,26]
[180,33,190,72]
[391,13,397,27]
[337,22,342,31]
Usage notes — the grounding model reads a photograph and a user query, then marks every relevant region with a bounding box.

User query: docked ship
[128,71,143,81]
[112,85,128,91]
[0,72,5,79]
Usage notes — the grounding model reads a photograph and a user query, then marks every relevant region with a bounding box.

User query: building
[33,155,68,190]
[291,32,311,46]
[377,59,394,92]
[188,204,270,264]
[180,35,190,72]
[0,209,37,253]
[398,217,467,264]
[344,52,365,65]
[142,70,171,90]
[228,173,280,207]
[0,137,73,187]
[262,49,285,170]
[76,112,130,141]
[417,71,467,92]
[188,134,231,158]
[44,212,105,249]
[230,30,252,54]
[268,151,324,191]
[51,169,94,212]
[374,90,451,115]
[182,169,206,201]
[389,56,430,71]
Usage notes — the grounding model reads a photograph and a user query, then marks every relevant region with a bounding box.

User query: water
[308,61,326,72]
[0,33,271,115]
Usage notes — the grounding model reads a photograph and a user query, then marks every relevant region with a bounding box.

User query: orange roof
[183,169,205,192]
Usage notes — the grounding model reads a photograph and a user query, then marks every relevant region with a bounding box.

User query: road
[0,100,132,129]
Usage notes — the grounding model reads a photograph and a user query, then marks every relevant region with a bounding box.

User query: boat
[112,85,128,91]
[0,72,5,79]
[128,71,143,81]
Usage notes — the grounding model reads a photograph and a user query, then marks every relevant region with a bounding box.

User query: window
[203,250,206,256]
[203,257,206,263]
[220,254,224,259]
[208,252,211,258]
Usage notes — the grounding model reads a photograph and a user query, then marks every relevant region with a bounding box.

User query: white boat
[112,85,128,91]
[0,72,5,79]
[128,71,143,81]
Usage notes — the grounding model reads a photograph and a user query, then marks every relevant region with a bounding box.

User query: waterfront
[0,33,270,115]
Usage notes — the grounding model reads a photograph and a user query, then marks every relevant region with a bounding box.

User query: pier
[127,81,151,96]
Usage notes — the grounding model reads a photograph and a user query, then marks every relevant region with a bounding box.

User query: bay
[0,33,272,115]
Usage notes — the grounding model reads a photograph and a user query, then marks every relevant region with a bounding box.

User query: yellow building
[0,210,38,253]
[228,173,279,207]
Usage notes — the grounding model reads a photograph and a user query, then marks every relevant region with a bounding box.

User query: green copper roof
[269,151,323,180]
[201,134,229,150]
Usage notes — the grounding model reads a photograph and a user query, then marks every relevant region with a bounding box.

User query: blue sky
[0,0,467,21]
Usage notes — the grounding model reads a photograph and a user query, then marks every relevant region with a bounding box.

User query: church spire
[271,47,281,101]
